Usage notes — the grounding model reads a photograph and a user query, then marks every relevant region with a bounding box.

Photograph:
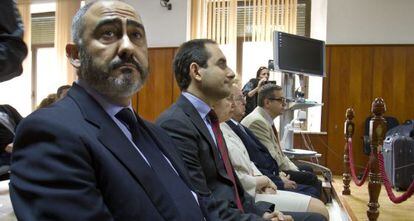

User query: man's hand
[280,173,290,182]
[258,78,267,87]
[283,180,297,189]
[263,187,277,194]
[267,179,277,191]
[263,211,294,221]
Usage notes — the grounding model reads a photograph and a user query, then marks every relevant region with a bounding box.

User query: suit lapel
[69,84,155,182]
[255,107,279,145]
[136,115,195,188]
[68,84,179,220]
[177,95,229,180]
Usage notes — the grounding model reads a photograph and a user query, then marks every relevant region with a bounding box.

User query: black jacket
[0,0,28,82]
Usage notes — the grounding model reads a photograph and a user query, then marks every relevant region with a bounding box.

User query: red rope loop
[378,150,414,203]
[347,138,370,186]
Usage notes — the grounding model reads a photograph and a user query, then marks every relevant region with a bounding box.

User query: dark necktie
[271,124,283,153]
[208,110,244,212]
[116,108,204,220]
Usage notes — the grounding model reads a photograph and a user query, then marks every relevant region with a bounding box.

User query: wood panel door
[133,47,177,122]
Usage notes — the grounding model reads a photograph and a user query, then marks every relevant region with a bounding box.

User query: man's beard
[78,46,148,99]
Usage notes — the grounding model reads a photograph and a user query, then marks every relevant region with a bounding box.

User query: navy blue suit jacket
[10,84,206,221]
[226,120,286,189]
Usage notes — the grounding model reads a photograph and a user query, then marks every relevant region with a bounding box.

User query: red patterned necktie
[208,110,244,212]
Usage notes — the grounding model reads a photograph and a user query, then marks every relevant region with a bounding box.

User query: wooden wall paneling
[137,48,176,122]
[172,48,182,102]
[131,91,139,113]
[372,46,395,117]
[321,47,330,133]
[325,45,414,175]
[404,47,414,121]
[372,46,414,123]
[326,46,351,174]
[347,46,373,176]
[326,46,373,174]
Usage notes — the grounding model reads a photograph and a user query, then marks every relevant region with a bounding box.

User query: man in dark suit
[10,1,206,220]
[226,87,320,198]
[157,39,325,221]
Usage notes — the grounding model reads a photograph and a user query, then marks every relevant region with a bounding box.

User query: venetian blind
[191,0,298,43]
[31,13,55,45]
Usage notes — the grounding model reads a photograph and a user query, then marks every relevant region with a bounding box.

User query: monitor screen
[273,31,325,77]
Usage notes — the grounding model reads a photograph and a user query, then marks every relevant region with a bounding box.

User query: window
[192,0,322,132]
[31,12,60,109]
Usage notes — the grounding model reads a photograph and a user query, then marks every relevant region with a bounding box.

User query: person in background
[56,85,71,100]
[242,66,270,116]
[37,93,57,109]
[10,1,206,220]
[0,0,28,82]
[215,85,328,220]
[0,104,23,166]
[241,84,322,199]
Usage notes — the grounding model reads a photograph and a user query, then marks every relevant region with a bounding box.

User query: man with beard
[10,1,206,221]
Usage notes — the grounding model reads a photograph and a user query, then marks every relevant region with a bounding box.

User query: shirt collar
[230,118,239,125]
[258,106,274,126]
[182,92,211,120]
[76,79,133,117]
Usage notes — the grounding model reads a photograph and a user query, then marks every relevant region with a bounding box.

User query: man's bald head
[71,0,139,46]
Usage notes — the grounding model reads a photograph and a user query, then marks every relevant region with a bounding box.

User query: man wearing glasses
[241,84,322,199]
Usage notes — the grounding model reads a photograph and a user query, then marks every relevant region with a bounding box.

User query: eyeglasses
[267,97,287,103]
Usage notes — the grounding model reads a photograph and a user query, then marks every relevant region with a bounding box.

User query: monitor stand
[279,72,295,148]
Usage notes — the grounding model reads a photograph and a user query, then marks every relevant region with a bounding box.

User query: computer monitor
[273,31,325,77]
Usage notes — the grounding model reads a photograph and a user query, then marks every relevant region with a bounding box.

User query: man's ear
[263,98,270,108]
[189,62,202,82]
[66,43,81,68]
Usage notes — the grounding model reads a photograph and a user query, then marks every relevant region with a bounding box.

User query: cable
[316,136,366,169]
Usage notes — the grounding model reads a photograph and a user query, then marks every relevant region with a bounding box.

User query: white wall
[327,0,414,44]
[125,0,188,47]
[311,0,327,41]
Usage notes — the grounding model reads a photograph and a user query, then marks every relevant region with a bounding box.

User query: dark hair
[57,85,71,98]
[173,39,217,90]
[257,84,282,107]
[37,94,58,109]
[71,1,98,46]
[256,66,268,79]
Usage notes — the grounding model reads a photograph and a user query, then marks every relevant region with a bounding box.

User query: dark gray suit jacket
[10,84,205,221]
[157,95,273,221]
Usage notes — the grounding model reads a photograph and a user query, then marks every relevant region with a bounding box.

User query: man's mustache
[109,57,145,75]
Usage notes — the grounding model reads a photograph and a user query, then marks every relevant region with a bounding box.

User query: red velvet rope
[347,138,370,186]
[378,150,414,203]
